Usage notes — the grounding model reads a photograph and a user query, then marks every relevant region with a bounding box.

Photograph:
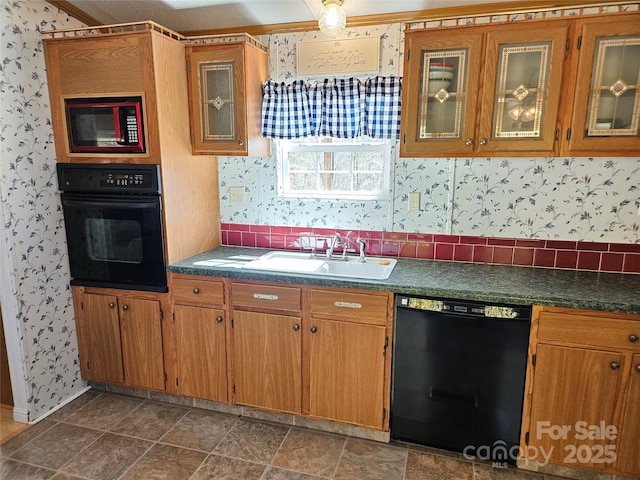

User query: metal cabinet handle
[310,326,317,333]
[293,324,300,331]
[238,139,244,146]
[216,316,223,323]
[465,138,474,146]
[193,288,200,294]
[108,303,115,308]
[122,305,129,311]
[636,364,640,373]
[629,334,639,343]
[610,362,620,370]
[479,138,488,146]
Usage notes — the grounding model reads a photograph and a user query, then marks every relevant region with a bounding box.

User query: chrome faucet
[326,233,342,259]
[357,238,366,263]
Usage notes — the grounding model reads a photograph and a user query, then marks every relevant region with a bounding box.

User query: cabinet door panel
[81,293,124,383]
[617,354,640,477]
[233,310,302,414]
[401,30,484,157]
[529,344,623,468]
[567,15,640,154]
[120,298,164,390]
[175,305,227,402]
[188,45,247,155]
[478,24,567,154]
[309,319,386,429]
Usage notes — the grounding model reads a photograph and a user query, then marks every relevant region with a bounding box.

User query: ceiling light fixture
[318,0,346,38]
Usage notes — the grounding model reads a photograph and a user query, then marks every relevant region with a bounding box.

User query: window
[278,139,391,200]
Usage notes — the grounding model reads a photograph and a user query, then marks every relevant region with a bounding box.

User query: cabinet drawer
[232,283,301,312]
[310,288,389,325]
[172,277,224,305]
[538,311,640,351]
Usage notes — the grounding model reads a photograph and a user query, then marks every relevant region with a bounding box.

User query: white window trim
[277,140,392,201]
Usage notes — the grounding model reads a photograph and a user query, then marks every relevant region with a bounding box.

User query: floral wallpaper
[219,24,640,244]
[0,0,86,420]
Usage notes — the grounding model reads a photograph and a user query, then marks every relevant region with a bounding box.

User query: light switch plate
[408,192,421,212]
[229,186,245,204]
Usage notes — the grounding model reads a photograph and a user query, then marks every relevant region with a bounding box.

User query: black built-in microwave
[65,96,145,153]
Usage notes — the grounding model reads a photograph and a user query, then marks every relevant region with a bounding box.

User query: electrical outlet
[229,186,245,204]
[408,192,421,212]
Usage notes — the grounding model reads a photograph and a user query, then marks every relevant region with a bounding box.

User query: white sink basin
[241,251,397,280]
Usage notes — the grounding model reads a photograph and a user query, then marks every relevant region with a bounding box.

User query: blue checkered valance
[261,76,401,140]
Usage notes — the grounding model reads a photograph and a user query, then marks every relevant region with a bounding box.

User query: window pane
[289,172,317,190]
[355,152,383,172]
[326,173,351,190]
[355,173,383,191]
[288,152,317,171]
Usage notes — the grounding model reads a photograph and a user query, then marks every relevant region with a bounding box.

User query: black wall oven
[57,163,167,292]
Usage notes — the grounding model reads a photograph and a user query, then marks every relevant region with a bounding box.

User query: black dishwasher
[391,295,531,464]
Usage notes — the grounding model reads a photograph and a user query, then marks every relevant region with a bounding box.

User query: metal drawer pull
[636,364,640,373]
[310,326,317,333]
[629,334,639,343]
[193,288,200,294]
[610,362,620,370]
[253,293,279,301]
[293,324,300,331]
[108,303,115,308]
[216,316,223,323]
[333,301,362,309]
[122,305,128,311]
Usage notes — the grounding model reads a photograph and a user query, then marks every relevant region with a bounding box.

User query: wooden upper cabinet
[43,31,160,164]
[186,39,269,156]
[564,14,640,155]
[401,22,568,158]
[401,29,484,157]
[477,24,567,155]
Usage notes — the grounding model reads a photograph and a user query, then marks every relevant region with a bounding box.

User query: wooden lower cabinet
[167,276,393,431]
[308,318,386,429]
[174,305,227,402]
[77,292,124,384]
[528,345,623,467]
[523,306,640,477]
[233,310,302,414]
[74,288,165,390]
[617,353,640,477]
[170,274,228,402]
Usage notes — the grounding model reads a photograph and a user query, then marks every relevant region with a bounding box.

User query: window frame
[277,139,392,201]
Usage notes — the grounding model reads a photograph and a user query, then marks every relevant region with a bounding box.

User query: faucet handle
[356,239,366,263]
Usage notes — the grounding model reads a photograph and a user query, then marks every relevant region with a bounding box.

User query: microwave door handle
[113,107,124,144]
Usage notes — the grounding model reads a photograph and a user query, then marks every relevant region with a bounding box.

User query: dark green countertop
[168,246,640,314]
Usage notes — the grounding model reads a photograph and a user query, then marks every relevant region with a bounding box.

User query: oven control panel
[57,163,161,194]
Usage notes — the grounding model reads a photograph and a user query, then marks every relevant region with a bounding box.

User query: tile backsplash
[221,223,640,274]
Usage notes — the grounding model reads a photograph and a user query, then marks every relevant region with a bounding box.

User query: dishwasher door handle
[427,387,479,407]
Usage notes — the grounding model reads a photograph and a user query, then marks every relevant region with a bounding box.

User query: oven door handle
[61,196,161,209]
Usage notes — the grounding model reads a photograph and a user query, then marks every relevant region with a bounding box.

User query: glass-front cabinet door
[401,31,484,157]
[478,24,567,154]
[567,15,640,155]
[187,44,248,155]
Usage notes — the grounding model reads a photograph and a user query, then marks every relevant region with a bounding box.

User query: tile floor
[0,391,575,480]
